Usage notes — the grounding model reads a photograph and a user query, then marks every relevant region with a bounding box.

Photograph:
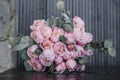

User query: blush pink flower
[73,16,85,27]
[55,62,66,72]
[84,50,93,56]
[27,59,46,72]
[73,45,85,58]
[40,26,52,40]
[77,33,93,45]
[64,32,75,43]
[67,43,75,51]
[31,31,44,43]
[66,59,77,72]
[27,45,38,59]
[75,64,85,71]
[54,42,66,55]
[55,56,63,64]
[39,49,55,66]
[73,27,85,41]
[41,40,54,50]
[51,27,64,42]
[30,20,46,31]
[62,51,74,60]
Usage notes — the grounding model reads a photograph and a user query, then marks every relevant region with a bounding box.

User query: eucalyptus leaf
[108,47,116,57]
[63,23,73,32]
[0,36,7,41]
[34,48,42,55]
[66,11,71,17]
[61,13,69,19]
[59,35,67,44]
[20,49,29,60]
[46,19,50,26]
[78,58,89,64]
[12,36,33,51]
[104,39,113,48]
[24,61,33,71]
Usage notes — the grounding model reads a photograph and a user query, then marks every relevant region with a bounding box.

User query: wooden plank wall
[15,0,120,69]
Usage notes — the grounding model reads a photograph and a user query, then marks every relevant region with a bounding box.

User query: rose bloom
[75,64,85,72]
[74,27,85,41]
[73,45,85,58]
[66,59,77,72]
[55,62,66,72]
[62,51,74,60]
[31,31,44,43]
[64,32,75,44]
[54,42,66,55]
[27,59,46,72]
[54,56,63,64]
[27,45,38,59]
[84,50,93,56]
[39,49,55,66]
[30,20,46,31]
[51,27,64,42]
[77,33,93,45]
[41,40,54,50]
[73,16,85,27]
[40,26,52,40]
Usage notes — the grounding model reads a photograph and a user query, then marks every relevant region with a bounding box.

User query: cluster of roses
[27,16,93,72]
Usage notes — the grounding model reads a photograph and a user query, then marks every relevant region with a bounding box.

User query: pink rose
[73,16,85,27]
[27,45,38,59]
[40,26,52,40]
[51,27,64,42]
[64,32,75,43]
[77,33,93,45]
[62,51,73,60]
[31,31,44,43]
[27,59,46,72]
[54,42,66,55]
[30,20,46,31]
[66,59,77,72]
[55,56,63,64]
[73,27,85,41]
[84,50,93,56]
[39,49,55,66]
[75,64,85,71]
[55,62,66,72]
[67,43,75,51]
[73,45,85,58]
[41,40,54,50]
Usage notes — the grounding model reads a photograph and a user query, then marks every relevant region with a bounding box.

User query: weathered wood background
[15,0,120,69]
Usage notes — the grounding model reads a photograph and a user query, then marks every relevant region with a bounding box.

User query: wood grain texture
[15,0,120,69]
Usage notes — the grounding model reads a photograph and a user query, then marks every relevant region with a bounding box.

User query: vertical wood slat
[16,0,120,69]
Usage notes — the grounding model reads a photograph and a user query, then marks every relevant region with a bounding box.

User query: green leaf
[63,23,73,32]
[104,39,113,48]
[61,13,70,19]
[46,19,50,26]
[59,35,67,44]
[24,61,33,71]
[0,36,7,41]
[34,48,43,55]
[20,49,29,60]
[66,11,71,17]
[108,47,116,57]
[12,36,33,51]
[52,18,59,27]
[78,58,89,64]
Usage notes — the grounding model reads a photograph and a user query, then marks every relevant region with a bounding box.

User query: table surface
[0,67,120,80]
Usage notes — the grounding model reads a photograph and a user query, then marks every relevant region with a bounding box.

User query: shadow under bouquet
[0,0,116,74]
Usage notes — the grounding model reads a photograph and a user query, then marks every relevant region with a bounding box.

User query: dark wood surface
[0,67,120,80]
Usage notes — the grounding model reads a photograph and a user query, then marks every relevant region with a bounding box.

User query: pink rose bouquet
[0,0,116,74]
